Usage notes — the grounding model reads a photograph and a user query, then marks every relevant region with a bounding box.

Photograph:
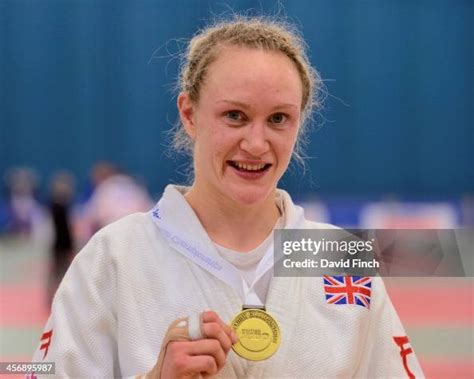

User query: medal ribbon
[149,185,305,307]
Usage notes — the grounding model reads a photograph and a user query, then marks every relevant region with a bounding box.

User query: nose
[240,121,270,157]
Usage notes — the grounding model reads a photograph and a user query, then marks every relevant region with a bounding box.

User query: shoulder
[76,212,164,265]
[277,188,337,229]
[92,212,158,246]
[302,220,340,230]
[96,211,152,235]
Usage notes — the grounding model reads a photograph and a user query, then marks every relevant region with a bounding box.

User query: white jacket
[33,185,424,378]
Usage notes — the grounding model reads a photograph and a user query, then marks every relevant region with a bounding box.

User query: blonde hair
[173,16,323,165]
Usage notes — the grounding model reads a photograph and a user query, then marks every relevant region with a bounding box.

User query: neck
[184,185,281,252]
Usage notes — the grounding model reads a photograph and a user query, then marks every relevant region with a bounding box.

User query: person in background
[75,162,152,246]
[85,173,152,230]
[4,167,43,236]
[47,171,75,307]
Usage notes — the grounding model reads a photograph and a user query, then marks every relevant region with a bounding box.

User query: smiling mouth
[227,161,272,173]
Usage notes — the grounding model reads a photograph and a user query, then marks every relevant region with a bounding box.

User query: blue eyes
[225,111,287,125]
[226,110,242,121]
[269,113,285,124]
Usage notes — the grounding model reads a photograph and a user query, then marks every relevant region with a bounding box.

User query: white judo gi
[33,185,424,378]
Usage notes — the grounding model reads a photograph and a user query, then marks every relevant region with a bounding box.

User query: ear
[177,92,197,140]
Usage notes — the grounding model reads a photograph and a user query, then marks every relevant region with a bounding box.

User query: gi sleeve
[31,231,119,378]
[354,277,425,379]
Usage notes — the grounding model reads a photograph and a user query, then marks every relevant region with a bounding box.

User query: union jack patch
[323,276,372,309]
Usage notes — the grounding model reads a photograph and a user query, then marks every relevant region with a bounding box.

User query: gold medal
[231,308,281,361]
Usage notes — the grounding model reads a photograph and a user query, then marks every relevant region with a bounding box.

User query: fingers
[166,339,224,374]
[156,311,236,379]
[164,342,219,377]
[179,355,218,377]
[174,339,227,370]
[201,321,233,353]
[201,311,238,345]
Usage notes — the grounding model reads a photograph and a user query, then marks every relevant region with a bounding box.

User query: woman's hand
[146,311,238,379]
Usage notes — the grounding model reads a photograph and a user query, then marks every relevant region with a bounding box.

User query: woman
[33,17,424,378]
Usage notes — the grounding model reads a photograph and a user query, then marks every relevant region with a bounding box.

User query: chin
[228,186,274,207]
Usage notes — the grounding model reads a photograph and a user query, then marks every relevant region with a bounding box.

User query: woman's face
[179,45,303,206]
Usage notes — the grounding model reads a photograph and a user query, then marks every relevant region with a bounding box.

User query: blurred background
[0,0,472,378]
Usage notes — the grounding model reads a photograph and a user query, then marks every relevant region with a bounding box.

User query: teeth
[234,162,266,171]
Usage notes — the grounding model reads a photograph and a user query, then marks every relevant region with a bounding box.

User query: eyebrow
[216,100,298,111]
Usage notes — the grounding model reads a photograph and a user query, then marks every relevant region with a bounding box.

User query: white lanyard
[149,186,305,308]
[151,217,272,307]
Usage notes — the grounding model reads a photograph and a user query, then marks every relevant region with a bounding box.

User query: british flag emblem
[323,276,372,309]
